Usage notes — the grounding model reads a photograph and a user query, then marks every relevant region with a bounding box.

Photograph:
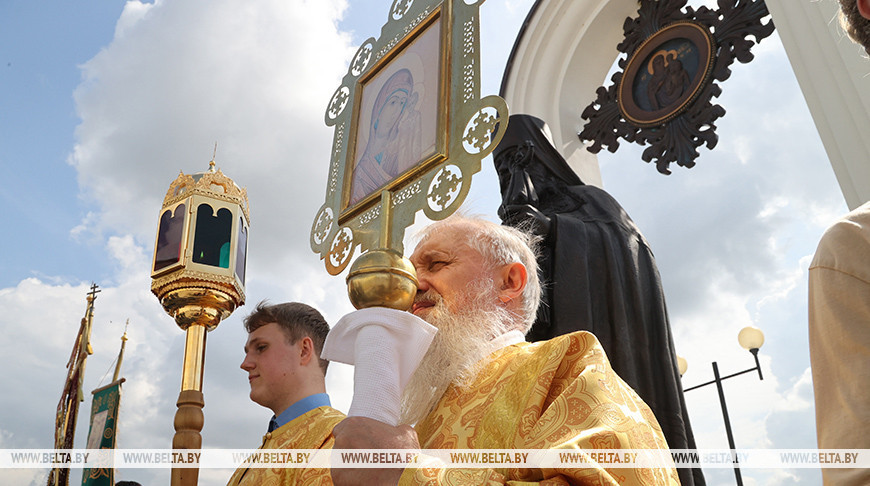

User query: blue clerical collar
[268,393,331,432]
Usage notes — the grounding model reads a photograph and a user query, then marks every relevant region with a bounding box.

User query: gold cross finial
[86,283,101,302]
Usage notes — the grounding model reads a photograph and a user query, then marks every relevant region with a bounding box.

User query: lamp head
[150,159,249,330]
[677,355,688,376]
[738,326,765,352]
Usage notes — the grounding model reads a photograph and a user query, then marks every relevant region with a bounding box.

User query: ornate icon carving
[579,0,774,174]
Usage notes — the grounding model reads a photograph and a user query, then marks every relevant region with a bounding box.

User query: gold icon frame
[312,0,508,275]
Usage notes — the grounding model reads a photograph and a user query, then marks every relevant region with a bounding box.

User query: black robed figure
[494,114,704,486]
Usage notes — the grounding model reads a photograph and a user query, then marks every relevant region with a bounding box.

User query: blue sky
[0,1,855,485]
[0,2,128,287]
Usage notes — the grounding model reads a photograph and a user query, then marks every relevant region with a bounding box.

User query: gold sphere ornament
[346,248,418,311]
[160,288,236,331]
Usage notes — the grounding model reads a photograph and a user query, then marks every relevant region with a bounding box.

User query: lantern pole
[151,158,249,486]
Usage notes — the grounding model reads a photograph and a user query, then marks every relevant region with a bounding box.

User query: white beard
[399,279,516,425]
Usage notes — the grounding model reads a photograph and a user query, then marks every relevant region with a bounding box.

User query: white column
[765,0,870,210]
[501,0,638,188]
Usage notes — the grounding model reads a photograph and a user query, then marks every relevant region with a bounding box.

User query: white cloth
[321,307,437,425]
[488,329,525,350]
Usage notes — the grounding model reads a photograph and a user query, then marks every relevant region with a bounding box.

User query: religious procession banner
[81,378,124,486]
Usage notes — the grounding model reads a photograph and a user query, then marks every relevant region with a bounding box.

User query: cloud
[70,0,354,263]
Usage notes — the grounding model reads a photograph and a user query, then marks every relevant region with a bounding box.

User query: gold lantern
[150,159,249,486]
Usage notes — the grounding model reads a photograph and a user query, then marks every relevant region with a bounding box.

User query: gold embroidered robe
[227,406,345,486]
[400,331,680,485]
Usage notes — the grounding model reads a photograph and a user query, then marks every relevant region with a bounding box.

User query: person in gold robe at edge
[809,2,870,486]
[331,215,680,485]
[227,302,345,485]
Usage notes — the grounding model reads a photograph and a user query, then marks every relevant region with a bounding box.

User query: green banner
[81,378,124,486]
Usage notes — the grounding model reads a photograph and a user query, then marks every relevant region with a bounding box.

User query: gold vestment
[400,331,680,485]
[227,406,345,486]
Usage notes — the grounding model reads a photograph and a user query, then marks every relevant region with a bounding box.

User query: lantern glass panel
[154,203,186,272]
[235,217,248,284]
[193,204,233,268]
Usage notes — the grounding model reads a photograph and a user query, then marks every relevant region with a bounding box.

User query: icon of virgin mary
[349,68,422,206]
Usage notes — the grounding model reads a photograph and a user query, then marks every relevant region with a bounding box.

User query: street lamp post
[679,326,765,486]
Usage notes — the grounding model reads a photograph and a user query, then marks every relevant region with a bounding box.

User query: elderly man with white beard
[329,215,679,486]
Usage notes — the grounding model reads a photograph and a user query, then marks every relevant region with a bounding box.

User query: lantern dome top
[162,159,250,222]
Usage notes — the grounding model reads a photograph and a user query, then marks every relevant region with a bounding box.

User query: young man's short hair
[244,301,330,373]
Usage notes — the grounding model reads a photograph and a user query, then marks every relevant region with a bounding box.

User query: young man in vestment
[227,301,345,486]
[809,2,870,485]
[330,215,679,485]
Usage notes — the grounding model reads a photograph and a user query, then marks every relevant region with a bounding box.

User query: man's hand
[498,203,553,237]
[331,416,420,486]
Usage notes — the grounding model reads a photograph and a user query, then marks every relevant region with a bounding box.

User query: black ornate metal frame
[579,0,775,174]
